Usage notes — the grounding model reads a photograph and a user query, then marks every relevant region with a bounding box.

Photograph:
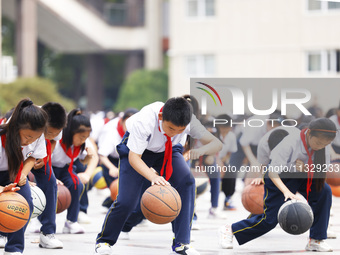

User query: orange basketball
[0,192,30,233]
[140,185,182,224]
[326,163,340,186]
[56,184,71,214]
[241,184,264,215]
[330,184,340,197]
[110,179,119,201]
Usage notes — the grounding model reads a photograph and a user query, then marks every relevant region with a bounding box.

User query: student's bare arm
[190,130,223,160]
[18,157,36,186]
[268,171,299,201]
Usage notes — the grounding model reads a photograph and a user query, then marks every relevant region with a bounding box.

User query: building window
[307,0,340,11]
[307,50,340,73]
[186,0,215,17]
[186,55,215,77]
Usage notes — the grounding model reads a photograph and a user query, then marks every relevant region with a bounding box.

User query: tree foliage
[0,77,75,115]
[114,69,168,111]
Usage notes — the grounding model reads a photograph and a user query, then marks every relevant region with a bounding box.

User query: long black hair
[62,109,91,152]
[309,118,337,191]
[0,99,47,181]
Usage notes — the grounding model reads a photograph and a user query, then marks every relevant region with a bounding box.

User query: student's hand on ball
[151,175,170,186]
[283,190,300,201]
[0,183,20,193]
[251,178,264,185]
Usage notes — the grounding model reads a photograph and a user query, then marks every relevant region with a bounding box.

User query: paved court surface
[11,179,340,254]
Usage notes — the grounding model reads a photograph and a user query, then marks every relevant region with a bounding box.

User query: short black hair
[162,97,192,127]
[215,114,232,128]
[122,108,138,121]
[42,102,67,129]
[268,129,289,151]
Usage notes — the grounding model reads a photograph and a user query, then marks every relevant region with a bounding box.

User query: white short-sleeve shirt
[0,134,47,171]
[218,132,237,159]
[268,130,331,174]
[239,115,269,147]
[51,138,93,168]
[257,126,300,166]
[329,115,340,147]
[125,102,206,155]
[97,117,122,158]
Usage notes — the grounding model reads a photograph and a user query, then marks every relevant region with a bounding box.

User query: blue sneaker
[172,239,200,255]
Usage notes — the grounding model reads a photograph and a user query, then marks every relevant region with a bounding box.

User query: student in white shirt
[0,99,47,254]
[31,102,67,249]
[219,118,336,252]
[52,109,98,235]
[95,97,222,255]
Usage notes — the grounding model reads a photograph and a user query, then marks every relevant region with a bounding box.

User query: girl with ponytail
[0,98,47,254]
[51,109,98,234]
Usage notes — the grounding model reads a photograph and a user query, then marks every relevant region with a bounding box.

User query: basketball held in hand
[241,184,264,215]
[277,200,313,235]
[141,185,182,224]
[0,192,30,233]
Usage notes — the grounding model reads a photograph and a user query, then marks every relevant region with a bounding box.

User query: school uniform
[0,134,46,253]
[97,117,122,187]
[51,139,90,222]
[257,126,300,166]
[229,115,269,171]
[31,132,62,235]
[329,115,340,154]
[96,102,206,246]
[232,129,332,245]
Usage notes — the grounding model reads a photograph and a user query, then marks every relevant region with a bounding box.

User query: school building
[168,0,340,97]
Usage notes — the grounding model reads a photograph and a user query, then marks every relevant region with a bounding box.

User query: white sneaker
[94,243,112,255]
[78,211,91,224]
[208,207,227,219]
[218,224,233,249]
[4,252,22,255]
[62,220,85,234]
[191,219,201,231]
[305,238,332,252]
[0,234,6,248]
[39,233,63,249]
[118,232,130,240]
[28,217,42,233]
[171,241,200,255]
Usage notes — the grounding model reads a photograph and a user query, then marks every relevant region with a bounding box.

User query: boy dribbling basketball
[95,97,222,255]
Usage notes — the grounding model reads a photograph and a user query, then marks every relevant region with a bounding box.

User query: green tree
[114,69,168,111]
[0,77,75,115]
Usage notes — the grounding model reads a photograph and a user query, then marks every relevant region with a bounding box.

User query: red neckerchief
[1,134,23,184]
[117,119,125,138]
[158,107,173,181]
[337,116,340,126]
[300,128,315,201]
[60,139,81,190]
[43,139,52,181]
[104,118,110,125]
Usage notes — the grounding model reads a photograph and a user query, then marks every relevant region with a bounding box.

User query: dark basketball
[0,192,30,233]
[140,185,182,224]
[278,200,314,235]
[56,184,71,214]
[241,184,264,214]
